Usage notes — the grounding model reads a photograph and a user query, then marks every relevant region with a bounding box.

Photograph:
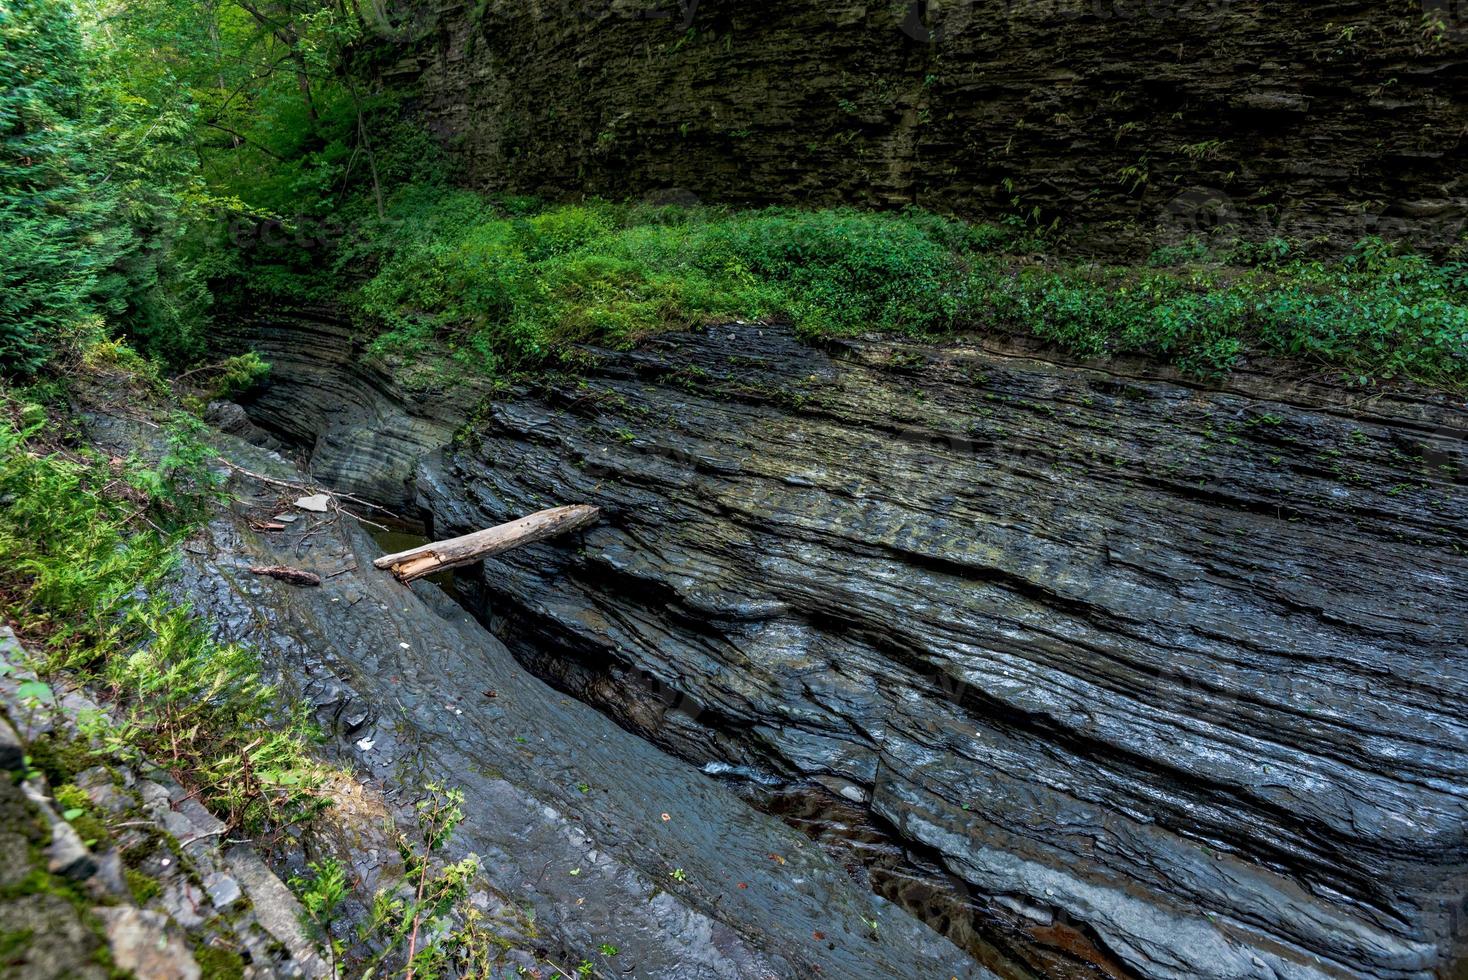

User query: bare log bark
[249,565,322,586]
[374,505,600,583]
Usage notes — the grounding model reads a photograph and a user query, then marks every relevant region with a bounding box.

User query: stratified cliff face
[172,427,984,980]
[412,326,1468,980]
[224,306,1467,978]
[388,0,1468,253]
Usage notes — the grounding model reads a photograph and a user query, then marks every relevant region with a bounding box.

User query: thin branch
[206,51,296,118]
[346,78,385,219]
[171,359,239,383]
[216,458,399,518]
[200,121,285,160]
[233,0,297,46]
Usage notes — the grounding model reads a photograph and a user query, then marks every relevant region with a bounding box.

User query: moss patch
[124,869,161,905]
[194,943,246,980]
[26,735,99,788]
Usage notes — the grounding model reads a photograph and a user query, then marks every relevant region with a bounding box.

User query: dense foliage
[0,0,415,374]
[0,0,120,372]
[2,0,1465,388]
[349,189,1468,387]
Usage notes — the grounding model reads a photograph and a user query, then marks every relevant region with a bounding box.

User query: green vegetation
[3,0,1465,390]
[291,783,497,979]
[0,0,221,373]
[0,402,330,835]
[1,0,418,376]
[194,944,248,980]
[349,189,1467,387]
[0,394,524,968]
[1,0,126,373]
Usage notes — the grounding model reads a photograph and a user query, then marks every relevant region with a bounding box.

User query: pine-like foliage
[0,0,126,373]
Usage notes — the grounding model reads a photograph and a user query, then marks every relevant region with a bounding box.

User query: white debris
[294,493,331,512]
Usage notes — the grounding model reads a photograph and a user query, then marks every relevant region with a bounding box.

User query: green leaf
[16,680,53,703]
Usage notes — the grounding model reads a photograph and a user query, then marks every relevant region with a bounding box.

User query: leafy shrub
[347,186,1467,389]
[1,0,218,375]
[355,195,975,372]
[292,783,486,978]
[1147,236,1209,268]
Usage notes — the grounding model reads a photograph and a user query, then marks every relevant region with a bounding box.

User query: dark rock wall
[220,303,1468,977]
[411,328,1468,980]
[170,436,983,980]
[222,306,492,508]
[389,0,1468,253]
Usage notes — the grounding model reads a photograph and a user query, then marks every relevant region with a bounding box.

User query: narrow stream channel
[365,524,1122,979]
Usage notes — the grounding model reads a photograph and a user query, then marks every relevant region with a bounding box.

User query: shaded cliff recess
[397,0,1468,254]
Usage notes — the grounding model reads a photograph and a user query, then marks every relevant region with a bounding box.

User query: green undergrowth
[341,186,1467,389]
[0,396,331,836]
[0,385,526,975]
[291,783,519,978]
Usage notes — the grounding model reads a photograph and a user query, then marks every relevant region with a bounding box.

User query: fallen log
[373,504,600,583]
[249,565,322,587]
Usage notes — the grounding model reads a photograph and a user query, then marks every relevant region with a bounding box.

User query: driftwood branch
[249,565,322,586]
[215,457,394,530]
[373,505,600,583]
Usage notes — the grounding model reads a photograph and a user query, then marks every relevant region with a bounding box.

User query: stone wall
[386,0,1468,254]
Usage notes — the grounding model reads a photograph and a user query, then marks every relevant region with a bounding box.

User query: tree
[0,0,416,373]
[0,0,124,373]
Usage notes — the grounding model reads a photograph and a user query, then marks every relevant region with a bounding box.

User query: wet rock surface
[391,325,1468,979]
[223,305,491,509]
[169,437,983,979]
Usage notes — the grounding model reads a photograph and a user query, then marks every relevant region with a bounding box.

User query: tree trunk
[292,50,317,122]
[374,505,600,583]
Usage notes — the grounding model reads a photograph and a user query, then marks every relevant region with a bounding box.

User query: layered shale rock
[224,305,490,508]
[220,306,1467,976]
[399,325,1468,979]
[170,435,982,980]
[389,0,1468,254]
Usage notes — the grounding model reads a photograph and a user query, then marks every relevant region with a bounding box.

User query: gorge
[207,305,1468,978]
[2,0,1466,977]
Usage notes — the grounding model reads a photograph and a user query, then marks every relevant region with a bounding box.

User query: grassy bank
[0,374,547,975]
[339,187,1467,389]
[0,392,330,836]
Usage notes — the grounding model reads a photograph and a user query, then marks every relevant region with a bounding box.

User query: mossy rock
[123,869,160,905]
[26,736,98,787]
[0,894,110,979]
[194,943,245,980]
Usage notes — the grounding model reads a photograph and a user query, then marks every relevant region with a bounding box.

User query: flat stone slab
[95,907,201,980]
